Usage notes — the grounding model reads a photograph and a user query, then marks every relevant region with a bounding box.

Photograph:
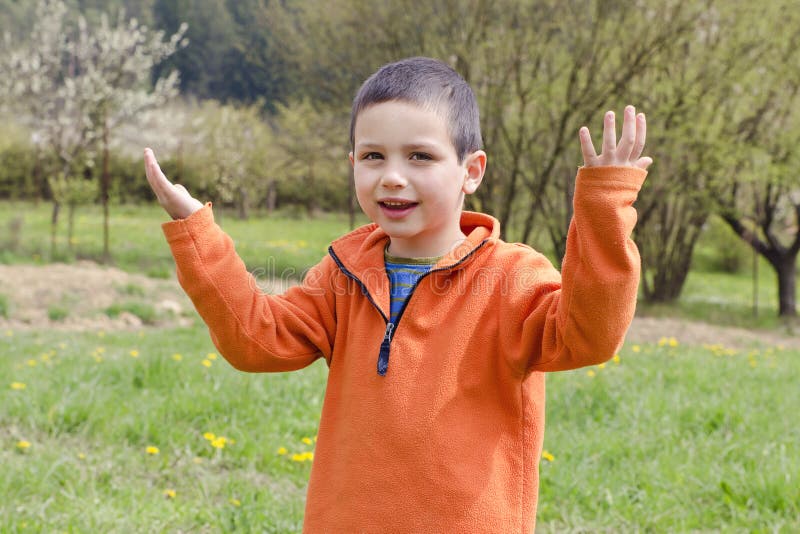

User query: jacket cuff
[161,202,214,243]
[576,166,647,189]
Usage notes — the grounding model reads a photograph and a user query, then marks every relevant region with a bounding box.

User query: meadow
[1,201,799,532]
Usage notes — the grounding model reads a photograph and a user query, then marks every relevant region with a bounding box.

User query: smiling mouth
[379,200,418,210]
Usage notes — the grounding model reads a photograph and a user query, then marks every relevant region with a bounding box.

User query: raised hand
[579,105,652,170]
[144,148,203,220]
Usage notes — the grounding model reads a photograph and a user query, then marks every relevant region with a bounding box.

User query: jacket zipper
[328,240,488,376]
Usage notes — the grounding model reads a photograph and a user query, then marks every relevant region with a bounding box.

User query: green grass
[1,328,798,531]
[0,201,362,279]
[538,341,800,532]
[1,325,326,532]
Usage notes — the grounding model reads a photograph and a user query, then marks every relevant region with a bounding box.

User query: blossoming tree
[0,0,186,259]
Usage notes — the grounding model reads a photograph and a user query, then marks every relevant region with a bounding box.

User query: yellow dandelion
[94,355,104,363]
[229,498,242,507]
[97,331,105,338]
[668,337,679,347]
[129,350,140,358]
[26,359,37,367]
[541,450,555,462]
[77,453,86,460]
[95,346,106,354]
[201,359,212,368]
[11,382,26,390]
[146,446,160,455]
[277,447,288,455]
[17,440,31,450]
[749,359,757,368]
[58,342,66,349]
[301,437,313,445]
[612,354,621,364]
[586,370,596,377]
[291,452,314,462]
[203,432,216,441]
[657,337,667,347]
[4,330,13,337]
[313,435,318,442]
[206,352,218,360]
[597,363,606,370]
[631,345,641,353]
[211,437,228,449]
[163,489,176,499]
[171,353,183,362]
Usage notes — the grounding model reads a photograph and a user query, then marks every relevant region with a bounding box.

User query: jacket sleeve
[162,204,337,372]
[502,166,646,373]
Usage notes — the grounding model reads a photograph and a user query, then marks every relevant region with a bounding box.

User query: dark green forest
[1,0,292,107]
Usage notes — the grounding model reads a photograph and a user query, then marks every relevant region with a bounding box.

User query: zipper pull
[377,322,394,376]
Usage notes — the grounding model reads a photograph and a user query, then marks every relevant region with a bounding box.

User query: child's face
[349,100,486,258]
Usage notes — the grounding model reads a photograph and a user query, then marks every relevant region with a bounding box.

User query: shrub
[105,301,157,324]
[47,305,69,321]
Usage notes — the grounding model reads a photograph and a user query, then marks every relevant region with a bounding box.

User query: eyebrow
[355,141,440,151]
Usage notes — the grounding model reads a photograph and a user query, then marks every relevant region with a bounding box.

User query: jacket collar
[328,211,500,317]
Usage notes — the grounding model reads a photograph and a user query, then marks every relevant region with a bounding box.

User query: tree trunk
[266,179,277,214]
[67,202,76,252]
[775,257,797,317]
[50,201,60,259]
[720,213,799,317]
[237,187,249,220]
[101,116,111,263]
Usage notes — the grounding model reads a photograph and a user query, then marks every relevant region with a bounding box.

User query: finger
[635,156,653,170]
[143,148,173,196]
[616,105,636,161]
[579,127,598,166]
[602,111,616,156]
[630,113,647,161]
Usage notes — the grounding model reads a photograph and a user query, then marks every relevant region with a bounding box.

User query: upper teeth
[383,201,409,207]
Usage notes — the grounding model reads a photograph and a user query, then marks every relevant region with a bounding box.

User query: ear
[348,151,355,168]
[461,150,487,195]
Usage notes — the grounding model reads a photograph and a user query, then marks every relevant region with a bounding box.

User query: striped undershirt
[384,249,441,324]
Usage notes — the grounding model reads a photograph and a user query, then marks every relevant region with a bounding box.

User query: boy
[144,57,651,532]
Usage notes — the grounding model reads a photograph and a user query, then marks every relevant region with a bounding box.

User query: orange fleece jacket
[162,165,646,532]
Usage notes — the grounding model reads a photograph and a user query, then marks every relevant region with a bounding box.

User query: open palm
[143,148,203,220]
[579,106,652,170]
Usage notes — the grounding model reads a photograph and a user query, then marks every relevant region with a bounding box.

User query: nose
[379,163,407,189]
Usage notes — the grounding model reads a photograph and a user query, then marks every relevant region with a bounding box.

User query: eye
[361,152,383,161]
[410,152,433,161]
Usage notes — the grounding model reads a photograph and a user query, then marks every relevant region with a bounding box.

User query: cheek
[353,175,374,211]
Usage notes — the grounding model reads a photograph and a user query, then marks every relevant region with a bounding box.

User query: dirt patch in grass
[0,262,194,331]
[0,262,797,349]
[625,316,799,349]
